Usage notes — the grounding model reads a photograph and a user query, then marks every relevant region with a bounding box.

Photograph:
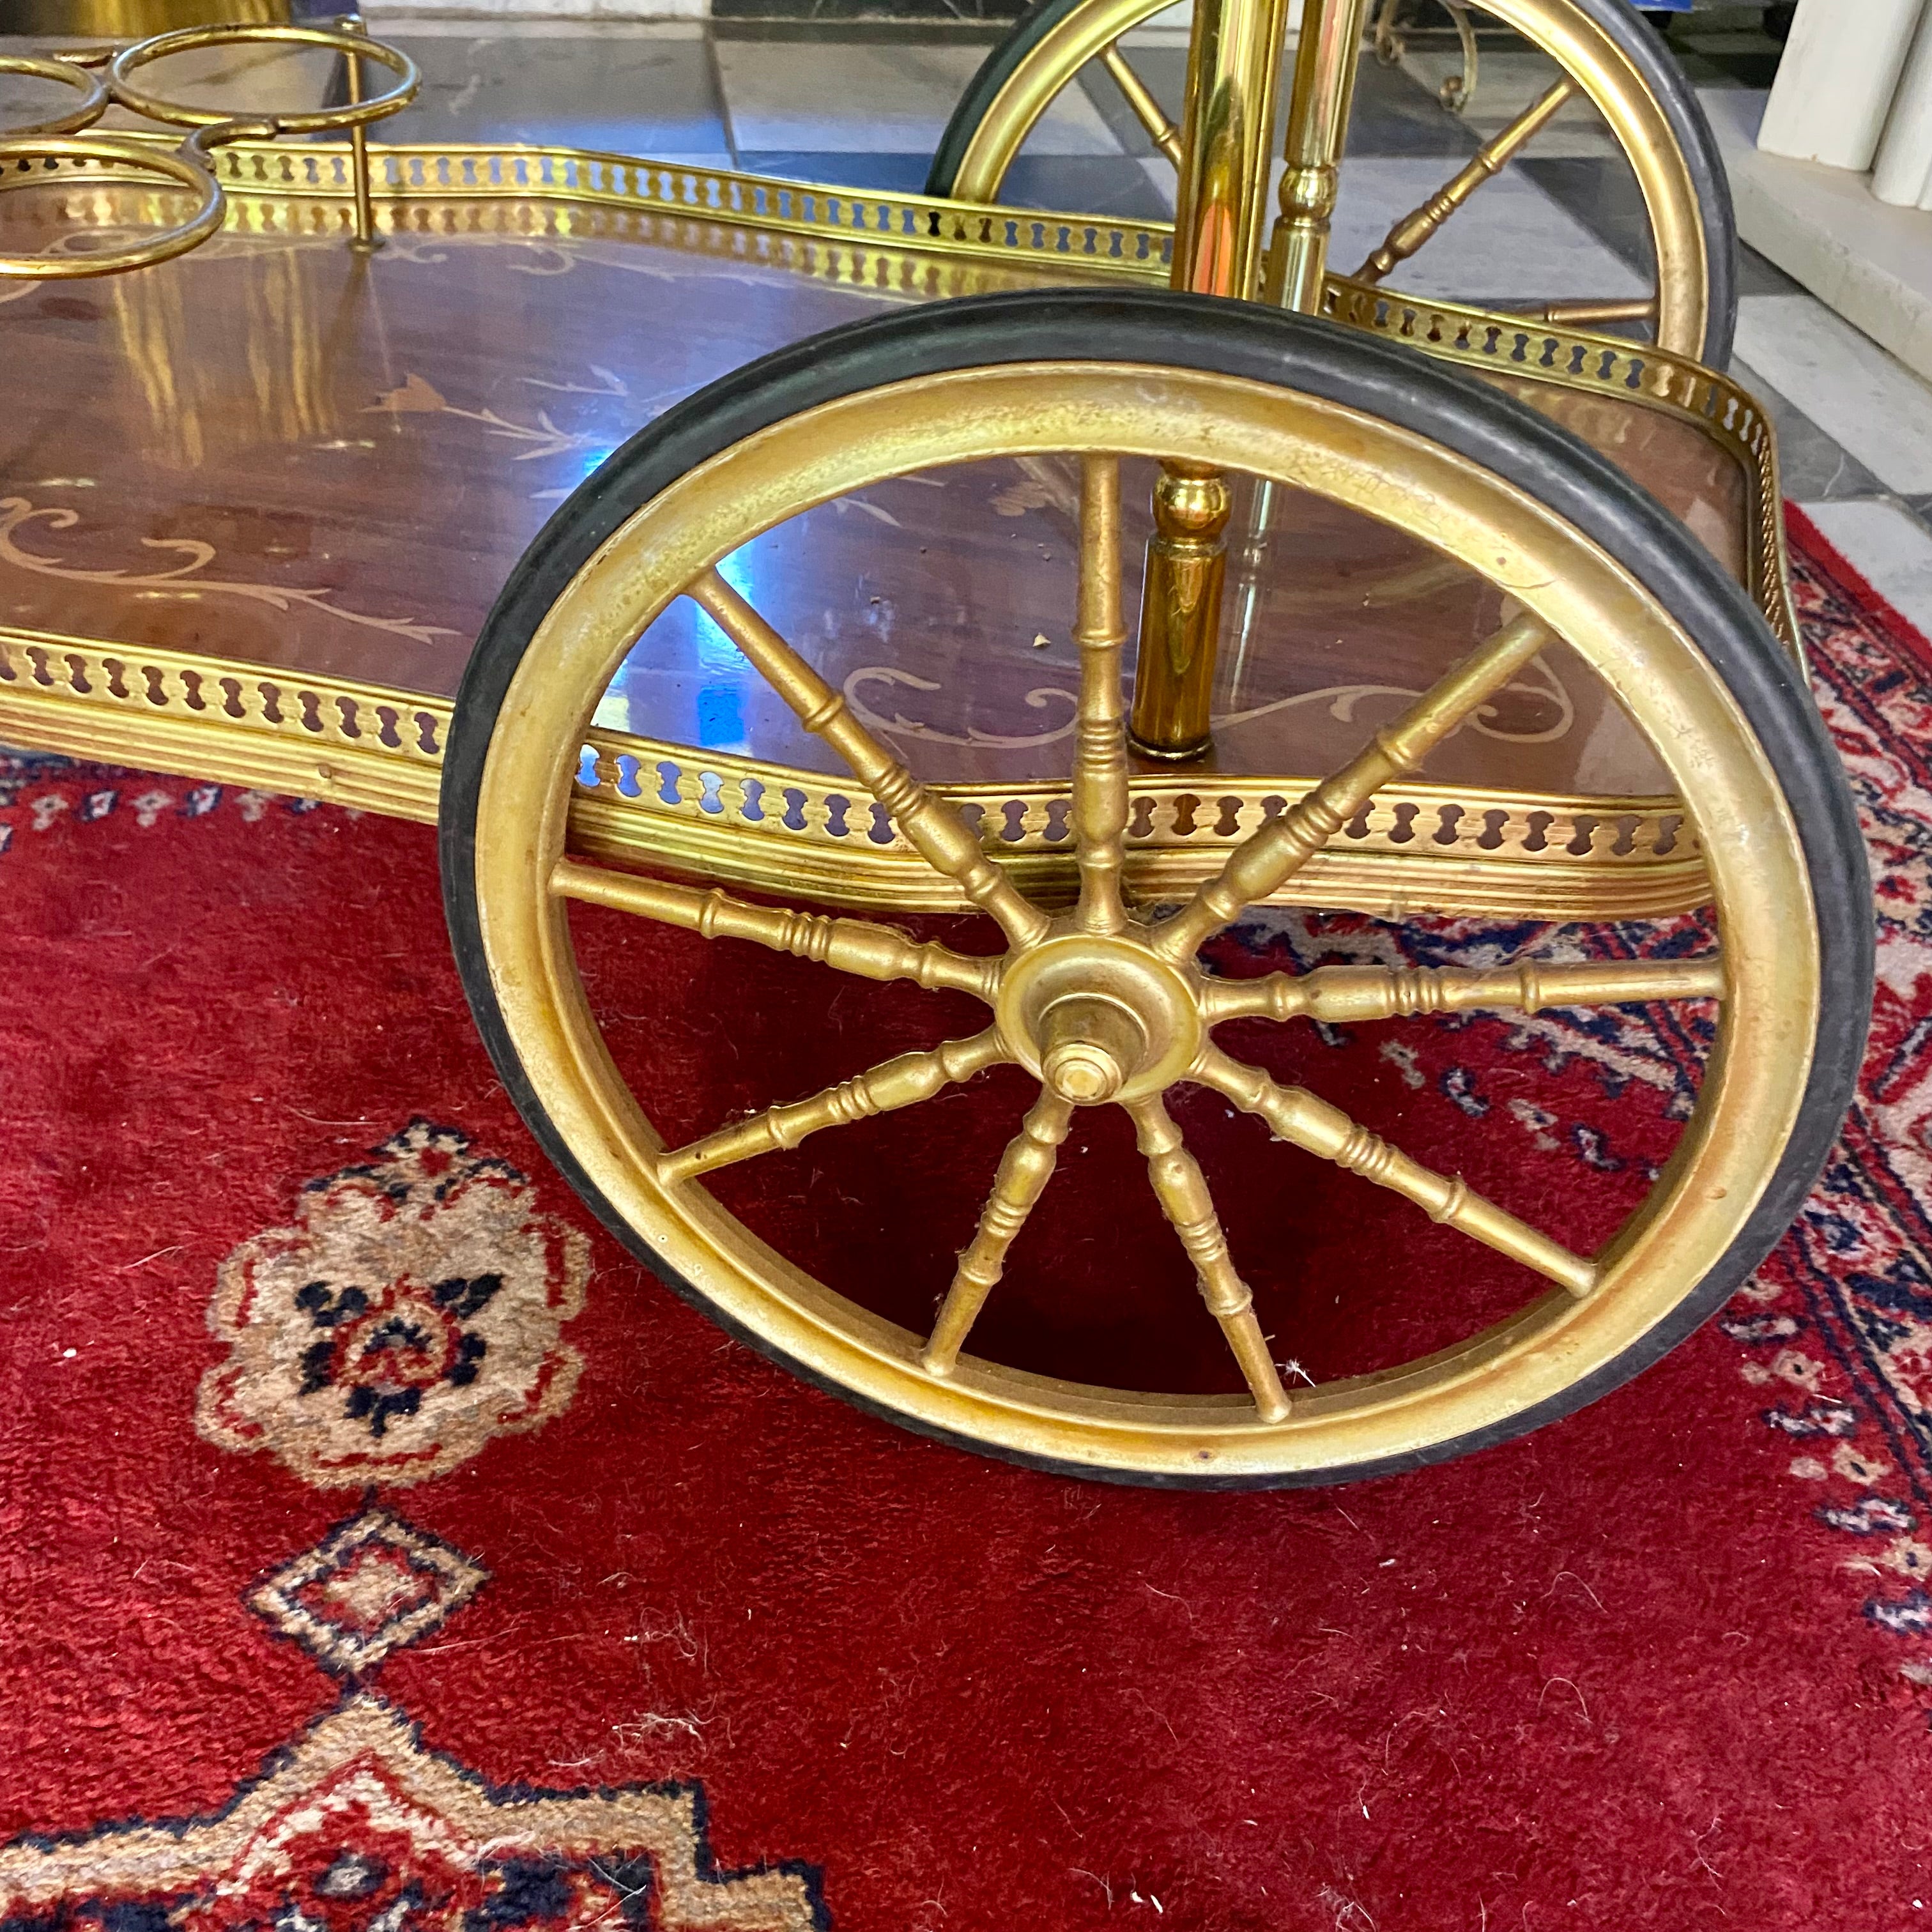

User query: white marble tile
[716,41,1121,155]
[1138,154,1176,215]
[1119,0,1193,46]
[99,41,334,116]
[1799,498,1932,642]
[1708,87,1932,387]
[1117,0,1305,47]
[637,151,736,172]
[1729,356,1887,502]
[1733,293,1932,494]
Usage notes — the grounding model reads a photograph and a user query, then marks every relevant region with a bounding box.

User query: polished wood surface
[0,176,1759,798]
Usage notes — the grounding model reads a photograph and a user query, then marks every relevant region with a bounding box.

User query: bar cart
[0,7,1869,1485]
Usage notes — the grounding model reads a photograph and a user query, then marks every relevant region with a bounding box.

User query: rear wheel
[442,288,1863,1486]
[926,0,1738,364]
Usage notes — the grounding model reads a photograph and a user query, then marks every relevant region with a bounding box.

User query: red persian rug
[3,516,1930,1931]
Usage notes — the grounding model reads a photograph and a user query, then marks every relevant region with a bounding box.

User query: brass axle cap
[993,919,1208,1107]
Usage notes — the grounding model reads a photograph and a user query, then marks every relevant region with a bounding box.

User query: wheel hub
[996,928,1202,1106]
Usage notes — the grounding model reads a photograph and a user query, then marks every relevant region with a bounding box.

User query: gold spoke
[1128,1098,1292,1422]
[1195,1045,1598,1299]
[690,569,1050,949]
[1203,954,1724,1025]
[657,1029,1007,1186]
[1101,44,1184,168]
[1352,77,1577,285]
[1152,611,1552,958]
[1071,454,1131,935]
[921,1090,1073,1377]
[551,858,1000,1002]
[1506,297,1659,328]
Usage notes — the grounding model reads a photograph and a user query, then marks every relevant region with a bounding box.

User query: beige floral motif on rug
[0,1694,822,1932]
[197,1121,589,1487]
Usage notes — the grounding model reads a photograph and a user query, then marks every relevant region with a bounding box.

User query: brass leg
[1262,0,1373,312]
[1129,462,1231,760]
[1128,0,1285,762]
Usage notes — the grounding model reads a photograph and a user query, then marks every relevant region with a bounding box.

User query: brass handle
[107,22,418,135]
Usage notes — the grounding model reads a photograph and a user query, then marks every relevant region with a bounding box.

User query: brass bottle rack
[0,17,417,276]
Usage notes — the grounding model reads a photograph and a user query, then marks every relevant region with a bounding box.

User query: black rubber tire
[441,286,1867,1487]
[924,0,1740,367]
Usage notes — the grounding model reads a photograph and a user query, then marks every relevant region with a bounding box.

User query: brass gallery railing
[0,630,1704,921]
[0,114,1791,924]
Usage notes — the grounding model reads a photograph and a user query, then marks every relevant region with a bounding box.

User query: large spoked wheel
[442,289,1864,1487]
[926,0,1738,364]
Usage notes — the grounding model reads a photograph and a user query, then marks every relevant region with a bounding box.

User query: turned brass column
[1165,0,1288,302]
[1263,0,1374,311]
[1131,464,1234,759]
[1128,0,1287,760]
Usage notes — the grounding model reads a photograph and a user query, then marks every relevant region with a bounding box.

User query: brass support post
[1262,0,1373,312]
[1128,0,1287,761]
[341,12,381,252]
[1167,0,1289,302]
[1130,462,1232,760]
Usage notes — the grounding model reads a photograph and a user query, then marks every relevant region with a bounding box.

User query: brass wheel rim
[944,0,1713,357]
[469,363,1817,1481]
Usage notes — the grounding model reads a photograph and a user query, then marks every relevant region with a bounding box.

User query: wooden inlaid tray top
[0,141,1795,919]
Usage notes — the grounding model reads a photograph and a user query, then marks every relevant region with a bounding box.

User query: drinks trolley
[0,7,1871,1486]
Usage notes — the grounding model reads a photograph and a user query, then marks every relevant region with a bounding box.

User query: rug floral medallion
[195,1121,589,1490]
[0,1115,822,1932]
[2,524,1929,1929]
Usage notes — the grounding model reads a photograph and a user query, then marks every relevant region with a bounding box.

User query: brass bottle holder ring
[105,23,418,135]
[0,130,244,277]
[0,53,111,141]
[0,22,418,279]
